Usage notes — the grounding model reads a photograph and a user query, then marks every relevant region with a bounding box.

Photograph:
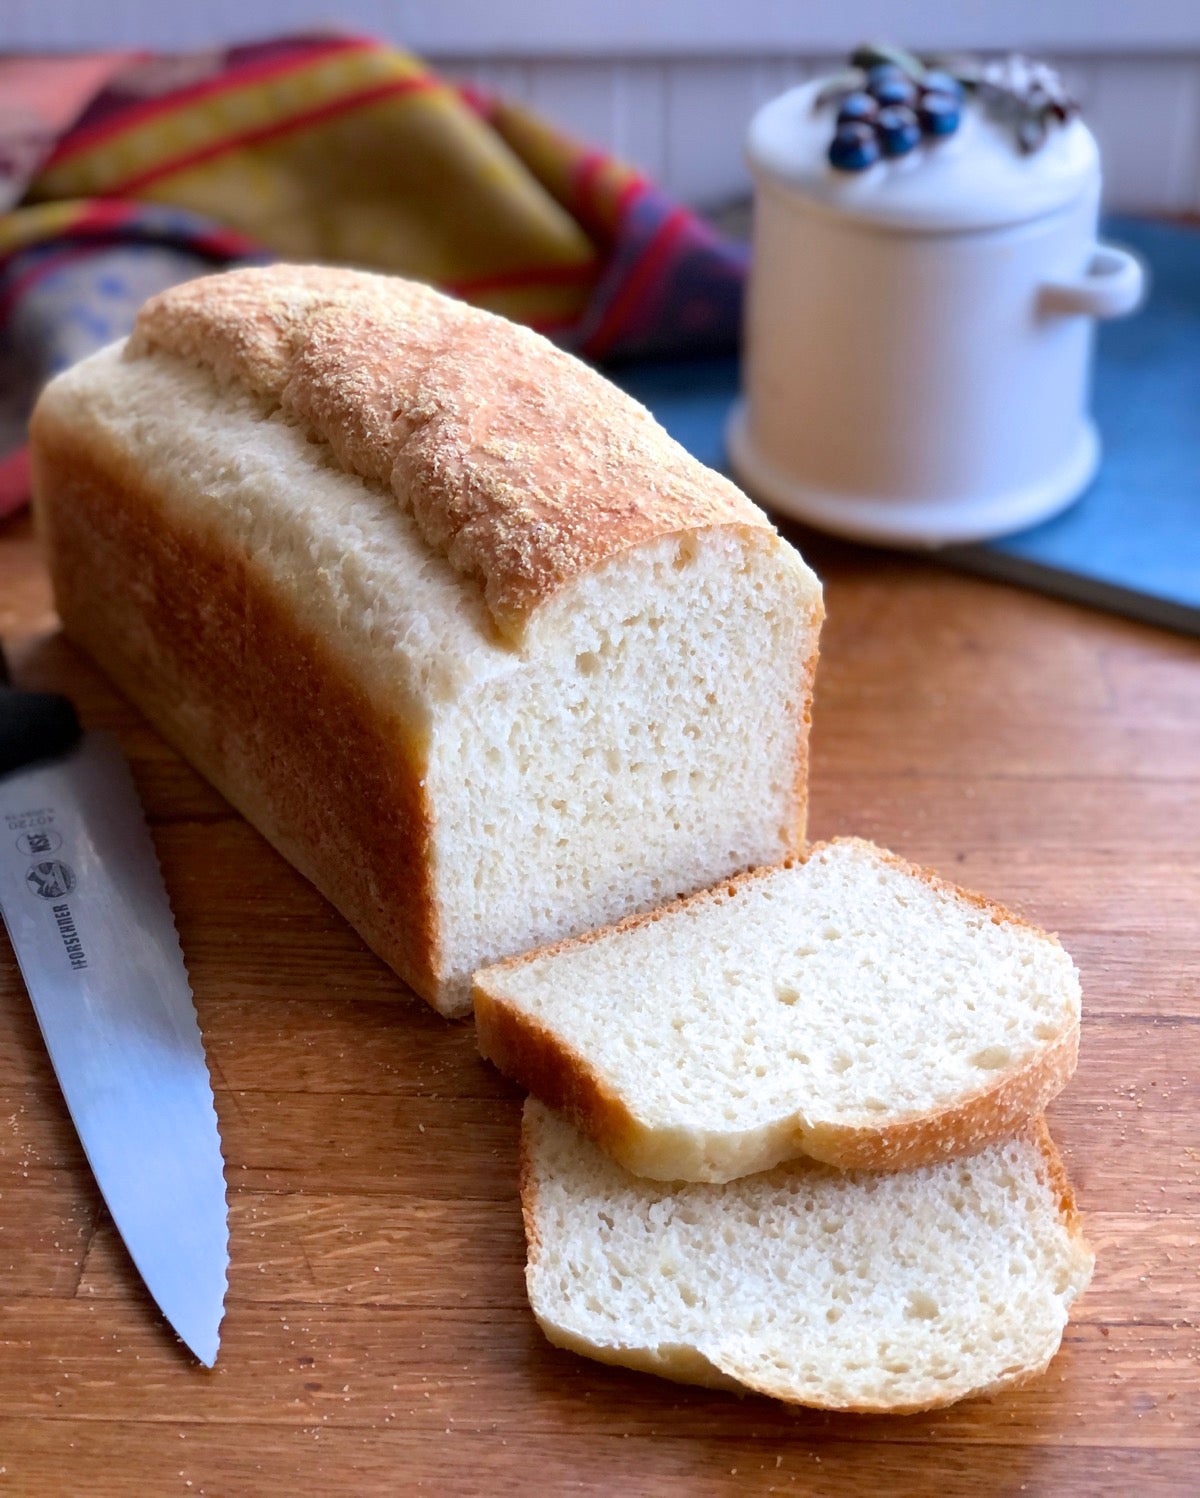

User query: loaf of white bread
[30,265,822,1016]
[476,838,1081,1179]
[32,266,1090,1413]
[522,1099,1093,1413]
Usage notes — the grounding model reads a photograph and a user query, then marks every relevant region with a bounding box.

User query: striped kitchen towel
[0,32,747,516]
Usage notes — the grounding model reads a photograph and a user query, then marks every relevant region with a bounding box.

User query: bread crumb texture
[522,1099,1094,1413]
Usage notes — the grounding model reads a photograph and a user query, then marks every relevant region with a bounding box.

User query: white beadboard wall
[438,54,1200,215]
[3,0,1200,213]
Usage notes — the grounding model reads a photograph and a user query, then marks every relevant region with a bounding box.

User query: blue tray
[614,217,1200,637]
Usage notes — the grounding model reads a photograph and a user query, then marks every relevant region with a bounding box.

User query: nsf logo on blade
[26,860,76,900]
[16,829,62,856]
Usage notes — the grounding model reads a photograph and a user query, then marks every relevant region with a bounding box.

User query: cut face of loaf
[475,839,1081,1176]
[30,266,822,1016]
[521,1099,1094,1413]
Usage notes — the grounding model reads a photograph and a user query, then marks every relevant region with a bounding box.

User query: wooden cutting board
[1,511,1197,1496]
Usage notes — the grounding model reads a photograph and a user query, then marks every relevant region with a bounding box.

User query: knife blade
[0,716,228,1366]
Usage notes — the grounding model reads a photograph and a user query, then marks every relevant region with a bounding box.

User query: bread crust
[790,629,822,847]
[30,404,444,1008]
[519,1102,1094,1413]
[477,839,1082,1179]
[129,265,772,642]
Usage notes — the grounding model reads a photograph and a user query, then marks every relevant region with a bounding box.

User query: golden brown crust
[795,1026,1079,1173]
[477,995,646,1169]
[789,626,822,848]
[129,265,771,642]
[1030,1113,1089,1244]
[517,1102,542,1278]
[477,839,1081,1179]
[30,402,444,1009]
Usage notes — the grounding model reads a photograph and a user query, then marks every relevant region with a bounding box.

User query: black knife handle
[0,647,82,777]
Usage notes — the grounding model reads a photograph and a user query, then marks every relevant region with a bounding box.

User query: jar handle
[1040,243,1146,319]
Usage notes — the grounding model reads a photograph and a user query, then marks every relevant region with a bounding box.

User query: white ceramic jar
[727,79,1145,546]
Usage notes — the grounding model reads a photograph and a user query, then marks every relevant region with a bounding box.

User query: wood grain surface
[1,510,1197,1497]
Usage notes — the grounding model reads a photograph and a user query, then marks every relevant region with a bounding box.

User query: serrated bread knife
[0,650,228,1364]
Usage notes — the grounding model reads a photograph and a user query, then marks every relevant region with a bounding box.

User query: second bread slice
[475,839,1080,1181]
[521,1099,1093,1413]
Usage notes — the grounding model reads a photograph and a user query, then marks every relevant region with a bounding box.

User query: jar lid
[746,79,1099,233]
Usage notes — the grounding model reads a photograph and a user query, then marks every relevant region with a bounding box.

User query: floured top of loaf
[129,265,773,641]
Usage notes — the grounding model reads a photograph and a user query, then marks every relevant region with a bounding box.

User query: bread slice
[31,266,822,1017]
[521,1098,1093,1413]
[476,839,1080,1179]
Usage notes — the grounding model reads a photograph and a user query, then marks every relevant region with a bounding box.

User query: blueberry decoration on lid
[817,43,1078,173]
[829,122,881,173]
[920,70,965,102]
[868,70,918,110]
[917,92,960,138]
[836,91,878,125]
[876,106,921,158]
